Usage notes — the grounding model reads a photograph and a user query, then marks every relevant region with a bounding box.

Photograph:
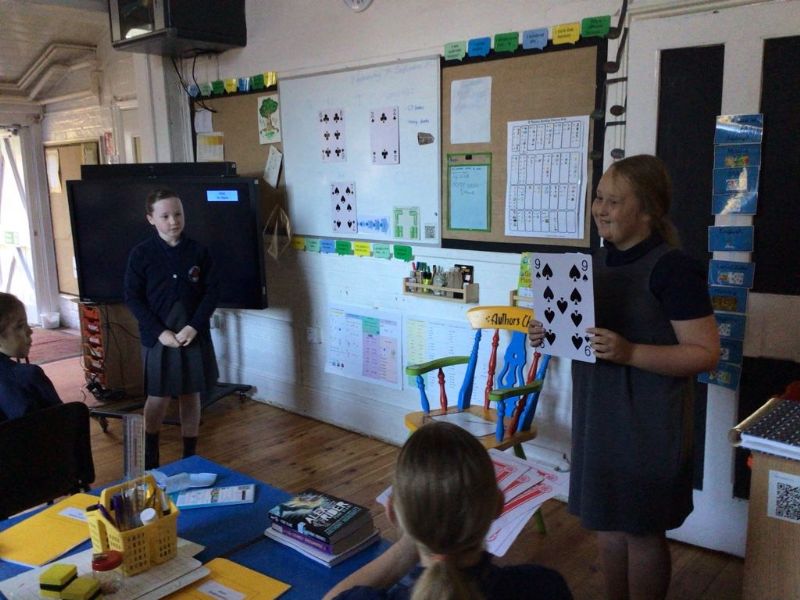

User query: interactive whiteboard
[279,57,441,244]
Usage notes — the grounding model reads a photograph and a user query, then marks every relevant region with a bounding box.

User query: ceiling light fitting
[343,0,373,12]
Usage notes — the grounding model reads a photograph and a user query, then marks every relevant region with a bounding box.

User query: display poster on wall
[326,304,402,389]
[504,115,590,240]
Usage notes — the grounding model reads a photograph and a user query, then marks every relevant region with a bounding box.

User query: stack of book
[265,489,378,567]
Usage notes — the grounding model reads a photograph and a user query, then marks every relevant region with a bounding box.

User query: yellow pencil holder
[86,474,179,576]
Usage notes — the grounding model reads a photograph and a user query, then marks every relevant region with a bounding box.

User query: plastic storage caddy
[86,474,179,576]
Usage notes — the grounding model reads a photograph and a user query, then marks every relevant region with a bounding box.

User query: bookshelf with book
[265,489,378,567]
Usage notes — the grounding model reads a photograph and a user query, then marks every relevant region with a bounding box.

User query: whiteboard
[279,57,441,244]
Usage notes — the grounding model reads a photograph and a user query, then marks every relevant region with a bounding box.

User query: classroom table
[0,456,390,599]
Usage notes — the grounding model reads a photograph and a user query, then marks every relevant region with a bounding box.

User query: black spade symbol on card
[571,334,584,349]
[542,264,553,279]
[535,271,541,279]
[571,311,583,326]
[583,274,589,281]
[569,265,581,281]
[544,331,557,345]
[544,308,555,323]
[335,204,341,211]
[557,298,568,313]
[334,220,341,228]
[543,286,554,301]
[348,220,354,228]
[570,288,582,304]
[334,186,340,194]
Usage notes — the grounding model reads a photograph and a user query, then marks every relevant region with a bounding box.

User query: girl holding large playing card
[528,155,720,600]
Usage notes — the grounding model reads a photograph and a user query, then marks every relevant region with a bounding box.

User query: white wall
[40,31,137,327]
[196,0,622,453]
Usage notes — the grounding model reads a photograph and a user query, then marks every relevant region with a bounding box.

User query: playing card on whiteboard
[369,106,400,164]
[530,252,595,362]
[330,182,357,233]
[319,108,346,162]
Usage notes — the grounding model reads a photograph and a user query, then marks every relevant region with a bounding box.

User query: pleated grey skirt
[142,302,218,397]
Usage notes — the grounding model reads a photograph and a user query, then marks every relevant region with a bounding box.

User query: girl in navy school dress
[124,189,220,469]
[323,421,572,600]
[529,155,720,600]
[0,292,63,422]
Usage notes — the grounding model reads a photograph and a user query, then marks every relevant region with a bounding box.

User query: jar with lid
[91,551,123,594]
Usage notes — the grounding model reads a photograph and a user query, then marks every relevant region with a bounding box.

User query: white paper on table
[486,478,559,556]
[0,539,207,600]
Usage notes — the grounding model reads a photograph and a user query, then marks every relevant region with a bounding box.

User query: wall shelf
[402,279,479,303]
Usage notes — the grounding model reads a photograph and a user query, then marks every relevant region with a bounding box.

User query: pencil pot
[87,474,179,576]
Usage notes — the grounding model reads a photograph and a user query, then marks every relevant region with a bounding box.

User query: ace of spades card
[319,108,346,162]
[331,182,357,233]
[530,252,595,363]
[369,106,400,165]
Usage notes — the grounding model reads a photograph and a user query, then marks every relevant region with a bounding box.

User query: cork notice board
[442,41,603,251]
[190,88,283,220]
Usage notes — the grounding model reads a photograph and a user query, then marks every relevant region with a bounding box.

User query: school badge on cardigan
[188,266,201,283]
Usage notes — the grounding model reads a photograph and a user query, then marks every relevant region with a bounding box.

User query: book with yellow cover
[168,558,290,600]
[0,493,97,567]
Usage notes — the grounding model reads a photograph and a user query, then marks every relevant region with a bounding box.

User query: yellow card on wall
[291,236,306,251]
[552,22,580,45]
[353,242,372,257]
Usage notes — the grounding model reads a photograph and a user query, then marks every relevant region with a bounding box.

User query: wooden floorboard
[87,395,743,600]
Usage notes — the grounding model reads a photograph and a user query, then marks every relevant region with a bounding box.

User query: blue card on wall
[715,312,746,341]
[709,285,748,314]
[708,226,754,252]
[698,362,742,391]
[719,339,743,366]
[467,37,491,57]
[712,191,758,215]
[320,239,336,254]
[712,167,760,195]
[522,28,548,50]
[713,143,761,168]
[708,260,755,288]
[714,114,763,144]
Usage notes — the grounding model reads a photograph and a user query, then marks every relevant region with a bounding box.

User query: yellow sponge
[39,563,77,598]
[61,576,101,600]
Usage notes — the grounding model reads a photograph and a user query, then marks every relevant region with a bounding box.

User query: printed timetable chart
[326,304,402,389]
[504,115,590,239]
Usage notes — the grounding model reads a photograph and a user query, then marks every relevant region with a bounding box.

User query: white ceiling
[0,0,108,104]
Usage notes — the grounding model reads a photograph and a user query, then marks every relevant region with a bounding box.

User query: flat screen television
[67,176,267,309]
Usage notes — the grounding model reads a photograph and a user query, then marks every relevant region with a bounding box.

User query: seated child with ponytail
[323,421,572,600]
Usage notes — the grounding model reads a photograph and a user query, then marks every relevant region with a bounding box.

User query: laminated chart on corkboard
[279,57,441,244]
[190,87,284,218]
[442,40,605,252]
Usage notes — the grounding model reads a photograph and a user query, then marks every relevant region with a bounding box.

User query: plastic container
[91,551,123,594]
[86,474,179,576]
[40,311,60,329]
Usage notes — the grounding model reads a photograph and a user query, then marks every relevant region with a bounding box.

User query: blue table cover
[0,456,389,599]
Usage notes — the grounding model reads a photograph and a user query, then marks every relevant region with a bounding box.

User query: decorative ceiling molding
[630,0,776,19]
[0,43,98,105]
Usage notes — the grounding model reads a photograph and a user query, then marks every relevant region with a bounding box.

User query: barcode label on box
[767,469,800,524]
